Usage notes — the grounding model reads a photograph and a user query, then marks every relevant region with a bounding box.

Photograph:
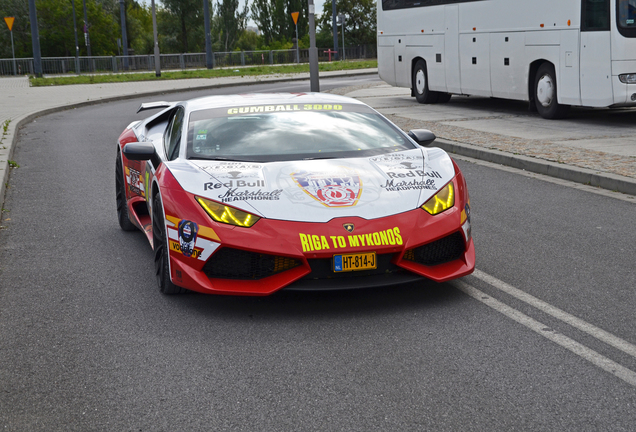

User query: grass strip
[30,60,377,87]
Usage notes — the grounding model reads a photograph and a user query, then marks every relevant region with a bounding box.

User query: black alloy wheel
[152,191,187,294]
[115,152,137,231]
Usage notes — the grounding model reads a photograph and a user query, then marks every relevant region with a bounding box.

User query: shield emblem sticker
[343,223,354,233]
[291,167,362,207]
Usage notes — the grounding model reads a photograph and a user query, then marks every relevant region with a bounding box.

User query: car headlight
[421,182,454,215]
[196,196,260,227]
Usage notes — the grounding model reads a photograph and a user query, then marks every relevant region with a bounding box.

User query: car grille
[403,232,465,266]
[203,248,301,280]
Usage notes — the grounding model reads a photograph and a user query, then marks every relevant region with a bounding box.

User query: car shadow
[172,278,467,322]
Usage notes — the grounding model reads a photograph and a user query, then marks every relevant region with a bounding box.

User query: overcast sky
[139,0,328,26]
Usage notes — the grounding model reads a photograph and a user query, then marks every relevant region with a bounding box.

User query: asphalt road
[1,77,635,431]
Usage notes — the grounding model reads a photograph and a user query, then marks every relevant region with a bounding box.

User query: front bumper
[162,175,475,296]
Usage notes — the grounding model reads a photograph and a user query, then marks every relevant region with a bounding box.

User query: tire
[534,63,570,119]
[436,92,452,103]
[115,152,137,232]
[412,60,439,104]
[152,191,188,295]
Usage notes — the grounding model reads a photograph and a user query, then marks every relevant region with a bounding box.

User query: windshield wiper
[302,156,336,160]
[190,156,257,162]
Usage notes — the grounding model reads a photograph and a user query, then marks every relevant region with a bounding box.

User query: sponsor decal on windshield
[299,227,403,253]
[291,167,362,207]
[227,104,343,115]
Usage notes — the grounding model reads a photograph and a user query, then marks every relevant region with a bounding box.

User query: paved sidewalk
[2,70,636,210]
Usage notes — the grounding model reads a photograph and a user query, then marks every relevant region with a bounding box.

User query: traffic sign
[291,12,299,25]
[4,16,14,31]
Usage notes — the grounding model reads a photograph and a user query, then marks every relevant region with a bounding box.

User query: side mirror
[123,142,155,161]
[408,129,436,146]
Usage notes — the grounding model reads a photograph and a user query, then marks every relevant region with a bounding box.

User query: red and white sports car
[116,93,474,295]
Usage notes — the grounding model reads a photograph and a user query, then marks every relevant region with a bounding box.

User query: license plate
[333,252,377,272]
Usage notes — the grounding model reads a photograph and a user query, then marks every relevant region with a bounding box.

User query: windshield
[186,103,415,162]
[618,0,636,28]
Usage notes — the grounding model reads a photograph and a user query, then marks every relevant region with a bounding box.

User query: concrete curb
[435,138,636,196]
[0,69,378,210]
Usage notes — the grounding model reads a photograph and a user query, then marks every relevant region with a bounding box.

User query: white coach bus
[377,0,636,118]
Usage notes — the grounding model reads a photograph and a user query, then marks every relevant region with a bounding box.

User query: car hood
[167,148,456,223]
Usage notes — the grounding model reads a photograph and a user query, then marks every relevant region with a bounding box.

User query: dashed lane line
[453,279,636,388]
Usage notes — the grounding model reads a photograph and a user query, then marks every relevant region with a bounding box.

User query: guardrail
[0,46,376,76]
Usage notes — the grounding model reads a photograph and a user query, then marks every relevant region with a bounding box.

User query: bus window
[618,0,636,27]
[582,0,610,31]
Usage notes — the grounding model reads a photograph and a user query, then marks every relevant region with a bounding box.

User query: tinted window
[617,0,636,36]
[164,108,184,161]
[582,0,610,31]
[382,0,481,11]
[186,103,415,162]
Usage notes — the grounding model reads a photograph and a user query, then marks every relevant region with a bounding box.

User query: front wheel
[413,60,439,104]
[152,192,187,295]
[534,63,570,119]
[115,152,137,231]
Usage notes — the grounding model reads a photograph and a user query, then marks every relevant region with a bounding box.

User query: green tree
[317,0,376,47]
[250,0,308,46]
[0,0,35,58]
[0,0,121,58]
[125,1,153,55]
[236,29,261,51]
[161,0,202,53]
[216,0,247,52]
[249,0,273,44]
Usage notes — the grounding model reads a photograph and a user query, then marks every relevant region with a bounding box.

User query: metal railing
[0,45,377,76]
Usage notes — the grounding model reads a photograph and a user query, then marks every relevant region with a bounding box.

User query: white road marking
[453,279,636,388]
[451,153,636,203]
[472,269,636,360]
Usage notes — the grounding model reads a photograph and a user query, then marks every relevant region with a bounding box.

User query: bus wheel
[534,63,570,119]
[437,93,452,103]
[413,60,439,104]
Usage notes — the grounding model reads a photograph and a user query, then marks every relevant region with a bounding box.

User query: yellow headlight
[422,182,454,215]
[196,196,260,227]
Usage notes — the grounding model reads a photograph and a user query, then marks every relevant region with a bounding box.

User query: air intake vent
[203,248,300,280]
[403,232,465,266]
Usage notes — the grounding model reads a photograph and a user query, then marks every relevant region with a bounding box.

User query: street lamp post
[332,0,339,61]
[82,0,91,58]
[151,0,161,76]
[27,0,42,77]
[71,0,80,74]
[203,0,213,69]
[308,0,320,92]
[120,0,129,70]
[338,13,345,61]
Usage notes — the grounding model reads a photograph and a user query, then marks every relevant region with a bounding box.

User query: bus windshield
[618,0,636,28]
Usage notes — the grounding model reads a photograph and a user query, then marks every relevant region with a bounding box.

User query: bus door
[445,4,462,94]
[580,0,614,106]
[378,36,397,85]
